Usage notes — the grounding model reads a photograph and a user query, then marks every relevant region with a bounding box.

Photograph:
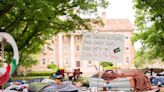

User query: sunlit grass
[12,76,49,81]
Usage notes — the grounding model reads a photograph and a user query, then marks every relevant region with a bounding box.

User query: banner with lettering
[81,32,124,62]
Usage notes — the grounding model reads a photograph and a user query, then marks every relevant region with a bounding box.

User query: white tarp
[81,32,124,62]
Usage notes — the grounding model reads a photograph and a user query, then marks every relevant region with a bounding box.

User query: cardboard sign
[81,32,124,62]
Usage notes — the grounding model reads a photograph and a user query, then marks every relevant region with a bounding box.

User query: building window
[126,47,129,50]
[76,45,80,51]
[88,61,93,66]
[64,45,68,52]
[88,61,92,64]
[50,51,54,55]
[42,58,46,65]
[48,46,54,51]
[76,61,80,67]
[125,36,129,39]
[42,61,46,65]
[51,37,54,43]
[50,61,54,64]
[76,36,80,40]
[43,52,46,55]
[64,58,69,66]
[42,58,45,62]
[50,57,54,60]
[65,61,68,64]
[50,56,54,64]
[51,40,54,43]
[126,57,129,63]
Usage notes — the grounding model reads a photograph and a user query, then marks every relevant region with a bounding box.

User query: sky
[98,0,142,50]
[99,0,135,25]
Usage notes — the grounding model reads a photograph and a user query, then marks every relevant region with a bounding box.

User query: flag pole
[115,61,118,73]
[97,61,101,92]
[94,61,101,92]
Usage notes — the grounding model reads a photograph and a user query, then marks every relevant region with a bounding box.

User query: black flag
[113,47,121,53]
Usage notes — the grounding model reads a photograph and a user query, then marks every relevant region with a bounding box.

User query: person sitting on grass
[101,70,160,92]
[52,72,64,84]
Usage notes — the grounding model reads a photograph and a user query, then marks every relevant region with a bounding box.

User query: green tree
[20,54,38,76]
[20,55,38,68]
[0,0,108,70]
[133,0,164,61]
[133,50,147,68]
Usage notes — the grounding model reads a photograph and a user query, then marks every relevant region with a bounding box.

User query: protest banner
[81,32,124,62]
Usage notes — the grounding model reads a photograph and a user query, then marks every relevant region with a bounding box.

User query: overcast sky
[98,0,142,50]
[99,0,135,25]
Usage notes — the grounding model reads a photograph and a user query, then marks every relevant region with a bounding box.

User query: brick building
[32,18,134,77]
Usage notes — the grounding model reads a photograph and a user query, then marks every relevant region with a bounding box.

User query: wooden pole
[115,61,118,73]
[97,61,100,92]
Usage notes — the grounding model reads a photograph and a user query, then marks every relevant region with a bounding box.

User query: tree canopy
[133,0,164,62]
[0,0,108,68]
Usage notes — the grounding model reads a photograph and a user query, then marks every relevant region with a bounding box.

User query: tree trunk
[0,4,13,16]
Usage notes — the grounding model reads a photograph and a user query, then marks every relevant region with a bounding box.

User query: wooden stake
[115,61,117,73]
[97,61,101,92]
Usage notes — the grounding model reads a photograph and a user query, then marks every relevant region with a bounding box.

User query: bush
[27,71,53,76]
[47,64,58,72]
[12,76,49,81]
[100,61,113,67]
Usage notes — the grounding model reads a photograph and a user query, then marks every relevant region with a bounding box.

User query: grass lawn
[12,76,50,81]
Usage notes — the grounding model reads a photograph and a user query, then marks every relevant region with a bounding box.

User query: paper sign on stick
[81,32,124,62]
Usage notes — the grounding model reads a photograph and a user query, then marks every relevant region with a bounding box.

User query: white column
[58,33,63,67]
[70,32,75,68]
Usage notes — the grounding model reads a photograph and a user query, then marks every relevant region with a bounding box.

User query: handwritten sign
[81,32,124,62]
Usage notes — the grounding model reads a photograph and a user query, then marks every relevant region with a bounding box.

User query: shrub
[47,64,58,72]
[27,71,53,76]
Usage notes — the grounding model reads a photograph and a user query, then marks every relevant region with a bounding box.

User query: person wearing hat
[52,70,64,84]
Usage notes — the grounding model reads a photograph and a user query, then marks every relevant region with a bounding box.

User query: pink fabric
[0,65,10,86]
[101,70,152,91]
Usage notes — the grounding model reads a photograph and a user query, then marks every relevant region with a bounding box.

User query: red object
[0,65,11,86]
[60,69,65,78]
[113,48,121,53]
[60,69,64,74]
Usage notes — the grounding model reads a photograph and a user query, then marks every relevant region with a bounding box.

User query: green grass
[12,76,49,81]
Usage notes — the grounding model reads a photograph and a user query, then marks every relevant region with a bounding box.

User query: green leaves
[100,61,113,68]
[47,64,58,72]
[133,0,164,63]
[0,0,108,71]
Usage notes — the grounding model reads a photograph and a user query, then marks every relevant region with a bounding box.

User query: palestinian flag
[113,47,121,53]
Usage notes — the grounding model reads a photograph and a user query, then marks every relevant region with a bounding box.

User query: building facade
[32,18,134,77]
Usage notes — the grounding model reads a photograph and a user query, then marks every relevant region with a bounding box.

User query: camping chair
[73,68,82,80]
[50,69,65,80]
